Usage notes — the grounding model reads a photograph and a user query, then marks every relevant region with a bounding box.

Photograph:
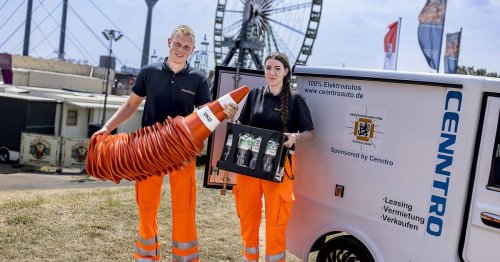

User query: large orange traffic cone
[86,85,250,183]
[183,85,250,145]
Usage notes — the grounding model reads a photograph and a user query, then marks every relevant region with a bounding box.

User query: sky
[0,0,499,74]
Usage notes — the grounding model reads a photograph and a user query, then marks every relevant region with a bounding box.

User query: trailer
[0,93,60,162]
[285,66,500,261]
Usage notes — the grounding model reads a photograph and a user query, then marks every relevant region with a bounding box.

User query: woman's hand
[283,131,314,148]
[283,132,298,148]
[223,103,239,120]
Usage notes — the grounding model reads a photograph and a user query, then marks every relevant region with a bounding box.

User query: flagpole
[437,0,448,73]
[395,17,402,71]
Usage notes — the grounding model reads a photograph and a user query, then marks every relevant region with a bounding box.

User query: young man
[95,25,237,262]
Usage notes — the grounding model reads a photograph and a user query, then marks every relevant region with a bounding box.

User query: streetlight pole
[101,29,123,126]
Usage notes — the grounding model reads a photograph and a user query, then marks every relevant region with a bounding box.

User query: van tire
[0,148,9,163]
[316,235,374,262]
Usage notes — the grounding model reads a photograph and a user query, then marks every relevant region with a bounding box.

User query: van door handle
[480,212,500,229]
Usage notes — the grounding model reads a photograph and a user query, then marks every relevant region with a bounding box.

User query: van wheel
[0,148,9,163]
[316,235,374,262]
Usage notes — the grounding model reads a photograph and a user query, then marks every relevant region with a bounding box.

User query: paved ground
[0,163,136,191]
[0,162,207,192]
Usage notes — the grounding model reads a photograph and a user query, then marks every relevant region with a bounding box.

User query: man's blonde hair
[171,25,196,43]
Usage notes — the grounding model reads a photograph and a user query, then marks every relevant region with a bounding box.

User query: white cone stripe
[196,106,220,132]
[218,93,237,107]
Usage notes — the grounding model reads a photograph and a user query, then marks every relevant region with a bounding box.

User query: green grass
[0,178,315,261]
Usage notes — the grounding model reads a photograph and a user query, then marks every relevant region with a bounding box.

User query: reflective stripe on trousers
[135,246,159,257]
[138,235,158,246]
[135,258,159,262]
[244,246,259,255]
[134,235,160,261]
[172,239,199,262]
[242,246,259,261]
[266,251,286,262]
[172,252,200,262]
[173,240,198,250]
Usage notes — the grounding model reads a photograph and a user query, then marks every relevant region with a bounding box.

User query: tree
[457,65,499,78]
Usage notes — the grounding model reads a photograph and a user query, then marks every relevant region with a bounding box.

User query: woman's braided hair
[264,52,292,129]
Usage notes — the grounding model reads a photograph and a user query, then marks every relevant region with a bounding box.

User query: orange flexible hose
[86,116,200,183]
[86,85,250,183]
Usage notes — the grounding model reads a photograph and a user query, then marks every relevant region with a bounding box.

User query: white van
[287,66,500,262]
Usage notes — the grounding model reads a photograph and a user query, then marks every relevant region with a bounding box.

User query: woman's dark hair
[264,52,292,129]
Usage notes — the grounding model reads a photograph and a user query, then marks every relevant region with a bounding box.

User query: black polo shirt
[132,58,211,127]
[238,86,314,133]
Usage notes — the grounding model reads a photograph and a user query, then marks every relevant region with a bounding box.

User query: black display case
[217,122,288,183]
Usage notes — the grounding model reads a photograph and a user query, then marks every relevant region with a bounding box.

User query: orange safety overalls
[133,160,199,262]
[233,154,295,262]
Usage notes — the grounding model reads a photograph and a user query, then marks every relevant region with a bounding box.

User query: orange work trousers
[233,154,295,262]
[133,160,199,262]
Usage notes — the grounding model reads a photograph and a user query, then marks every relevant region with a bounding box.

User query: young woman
[233,52,314,262]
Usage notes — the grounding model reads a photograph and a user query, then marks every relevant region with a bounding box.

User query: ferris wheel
[213,0,323,70]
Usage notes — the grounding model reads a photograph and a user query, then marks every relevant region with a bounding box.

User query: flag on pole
[417,0,447,71]
[444,30,462,74]
[384,21,399,70]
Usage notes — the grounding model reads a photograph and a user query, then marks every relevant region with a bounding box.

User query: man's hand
[93,126,110,136]
[223,103,238,120]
